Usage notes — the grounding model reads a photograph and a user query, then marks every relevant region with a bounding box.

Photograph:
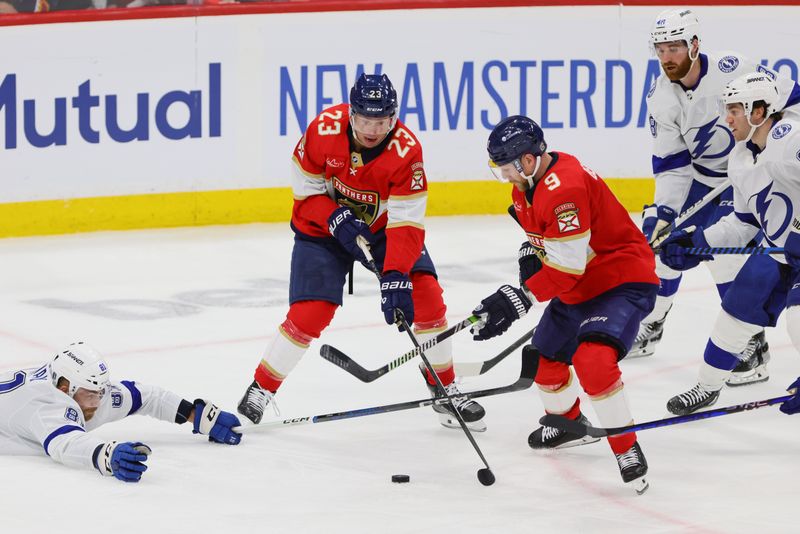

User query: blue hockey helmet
[349,73,398,118]
[487,115,547,166]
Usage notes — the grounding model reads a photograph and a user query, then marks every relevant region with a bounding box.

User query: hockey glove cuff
[193,399,243,445]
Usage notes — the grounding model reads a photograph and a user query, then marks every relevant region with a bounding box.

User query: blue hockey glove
[518,241,543,287]
[641,204,677,245]
[779,378,800,415]
[96,441,152,483]
[659,225,713,271]
[471,285,532,341]
[380,271,414,328]
[328,206,375,265]
[193,400,242,445]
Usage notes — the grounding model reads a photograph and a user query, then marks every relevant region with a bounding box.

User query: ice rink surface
[0,215,797,534]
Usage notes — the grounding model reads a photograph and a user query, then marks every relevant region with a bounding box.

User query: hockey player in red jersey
[471,115,660,494]
[236,74,485,431]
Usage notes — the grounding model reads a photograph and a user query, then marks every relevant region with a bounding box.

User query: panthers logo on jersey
[332,177,380,225]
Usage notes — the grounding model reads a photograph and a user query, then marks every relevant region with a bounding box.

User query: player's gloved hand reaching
[641,204,677,246]
[779,378,800,415]
[193,400,242,445]
[96,441,152,483]
[380,271,414,329]
[471,285,532,341]
[328,206,375,265]
[658,225,714,271]
[518,241,543,287]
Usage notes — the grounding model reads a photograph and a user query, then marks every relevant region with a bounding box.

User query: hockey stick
[650,181,729,246]
[320,315,480,382]
[233,351,537,433]
[455,326,535,377]
[320,324,535,382]
[355,237,498,485]
[681,246,784,256]
[539,389,797,438]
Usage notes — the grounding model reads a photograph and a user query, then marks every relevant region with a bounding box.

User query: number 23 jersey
[290,103,427,274]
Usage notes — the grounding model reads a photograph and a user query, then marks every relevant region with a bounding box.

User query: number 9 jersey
[512,152,660,305]
[290,103,427,274]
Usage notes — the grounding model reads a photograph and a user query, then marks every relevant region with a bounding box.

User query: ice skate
[528,413,600,449]
[615,441,649,495]
[422,366,486,432]
[726,331,770,387]
[237,380,277,424]
[666,383,720,415]
[627,315,667,359]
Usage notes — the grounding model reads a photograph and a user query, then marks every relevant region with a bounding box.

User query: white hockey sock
[787,305,800,353]
[589,382,634,428]
[259,323,310,381]
[642,293,674,324]
[538,370,581,415]
[698,362,732,392]
[415,320,452,369]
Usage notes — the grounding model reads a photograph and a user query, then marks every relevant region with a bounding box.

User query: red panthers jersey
[291,103,427,274]
[513,152,658,305]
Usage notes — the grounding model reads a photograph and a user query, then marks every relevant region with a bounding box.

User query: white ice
[0,215,797,534]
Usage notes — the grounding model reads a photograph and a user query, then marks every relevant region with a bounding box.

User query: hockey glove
[518,241,543,287]
[380,271,414,329]
[96,441,152,483]
[658,225,713,271]
[328,206,375,265]
[471,285,532,341]
[779,377,800,415]
[641,204,677,246]
[193,400,242,445]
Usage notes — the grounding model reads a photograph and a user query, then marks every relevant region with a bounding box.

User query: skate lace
[677,385,712,406]
[616,447,640,470]
[542,425,562,441]
[739,336,758,359]
[633,322,655,343]
[444,382,473,410]
[248,386,280,417]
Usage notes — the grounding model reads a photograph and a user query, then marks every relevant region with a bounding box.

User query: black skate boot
[627,314,668,359]
[726,331,770,387]
[615,441,649,495]
[528,413,600,449]
[421,365,486,432]
[666,383,720,415]
[237,380,276,424]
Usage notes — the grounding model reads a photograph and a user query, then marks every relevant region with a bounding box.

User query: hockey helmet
[650,9,701,51]
[723,71,780,120]
[50,342,110,398]
[349,73,398,118]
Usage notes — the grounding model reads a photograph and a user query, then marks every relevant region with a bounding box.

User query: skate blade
[553,435,601,449]
[625,348,655,360]
[438,415,487,432]
[726,365,769,387]
[630,477,649,495]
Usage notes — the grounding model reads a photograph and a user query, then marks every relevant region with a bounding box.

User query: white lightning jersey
[647,52,800,213]
[704,112,800,261]
[0,364,183,472]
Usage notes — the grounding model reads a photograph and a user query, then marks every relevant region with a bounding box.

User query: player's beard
[661,54,693,81]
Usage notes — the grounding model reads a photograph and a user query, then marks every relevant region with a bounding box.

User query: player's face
[351,113,395,149]
[73,386,105,421]
[725,103,751,142]
[655,41,693,81]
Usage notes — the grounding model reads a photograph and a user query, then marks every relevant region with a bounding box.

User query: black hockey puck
[391,474,410,483]
[477,468,495,486]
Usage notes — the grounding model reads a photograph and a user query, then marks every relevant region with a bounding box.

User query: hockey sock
[708,309,762,364]
[641,291,675,324]
[255,301,337,391]
[416,316,455,386]
[573,342,636,453]
[715,281,733,299]
[535,356,581,418]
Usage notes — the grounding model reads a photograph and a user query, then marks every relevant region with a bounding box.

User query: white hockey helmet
[650,8,701,52]
[50,342,110,398]
[723,71,780,121]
